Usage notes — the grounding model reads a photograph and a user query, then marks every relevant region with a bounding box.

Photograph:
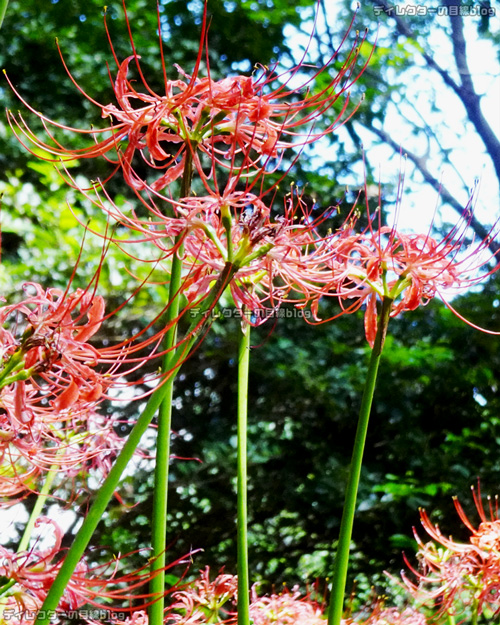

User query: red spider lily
[110,185,342,324]
[4,0,370,192]
[170,568,329,625]
[57,167,341,326]
[168,189,338,323]
[0,283,108,410]
[400,486,500,619]
[0,401,133,501]
[347,606,427,625]
[170,567,238,625]
[0,517,190,625]
[320,187,500,346]
[0,283,149,500]
[248,587,325,625]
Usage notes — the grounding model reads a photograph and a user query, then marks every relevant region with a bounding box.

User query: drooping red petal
[364,292,377,348]
[54,378,80,411]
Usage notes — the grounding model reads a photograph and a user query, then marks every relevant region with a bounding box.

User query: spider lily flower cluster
[400,487,500,620]
[5,2,368,193]
[8,0,496,338]
[0,284,139,500]
[166,568,428,625]
[0,517,185,625]
[72,179,344,324]
[169,568,327,625]
[2,2,375,621]
[319,192,500,345]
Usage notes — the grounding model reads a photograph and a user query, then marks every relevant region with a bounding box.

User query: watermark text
[189,307,312,320]
[2,609,128,622]
[373,4,496,16]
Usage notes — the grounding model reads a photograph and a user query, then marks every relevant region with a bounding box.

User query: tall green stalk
[35,261,237,625]
[149,151,193,625]
[327,296,393,625]
[0,0,8,29]
[237,320,251,625]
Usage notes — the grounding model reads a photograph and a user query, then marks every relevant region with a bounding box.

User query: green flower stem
[0,350,25,387]
[148,240,184,625]
[0,579,16,597]
[149,149,192,625]
[35,261,237,625]
[1,366,37,387]
[0,0,8,29]
[237,320,251,625]
[18,461,59,552]
[471,600,479,625]
[447,613,456,625]
[327,296,393,625]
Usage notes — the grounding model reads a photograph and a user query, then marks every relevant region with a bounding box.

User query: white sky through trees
[284,0,500,234]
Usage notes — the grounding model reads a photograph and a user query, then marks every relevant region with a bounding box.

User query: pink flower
[320,190,500,345]
[249,586,325,625]
[400,486,500,619]
[357,606,427,625]
[169,568,332,625]
[170,567,238,624]
[0,284,144,499]
[0,517,182,624]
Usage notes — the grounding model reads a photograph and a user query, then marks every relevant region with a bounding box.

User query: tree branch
[368,124,500,255]
[443,0,500,182]
[368,0,500,184]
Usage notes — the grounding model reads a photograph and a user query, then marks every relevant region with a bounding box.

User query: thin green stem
[237,320,251,625]
[149,149,193,625]
[35,262,237,625]
[447,612,456,625]
[18,461,59,552]
[0,579,16,597]
[0,350,25,387]
[327,296,393,625]
[0,0,8,29]
[471,599,479,625]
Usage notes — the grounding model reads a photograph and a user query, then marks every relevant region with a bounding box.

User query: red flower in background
[0,518,187,624]
[350,606,427,625]
[248,586,325,625]
[170,567,238,625]
[400,486,500,619]
[170,567,328,625]
[0,284,142,500]
[0,283,108,407]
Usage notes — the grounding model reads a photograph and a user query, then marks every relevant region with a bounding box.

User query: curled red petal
[54,378,80,411]
[364,293,377,348]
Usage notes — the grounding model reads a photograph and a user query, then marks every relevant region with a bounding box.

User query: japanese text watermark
[189,307,312,320]
[373,4,495,16]
[2,609,128,621]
